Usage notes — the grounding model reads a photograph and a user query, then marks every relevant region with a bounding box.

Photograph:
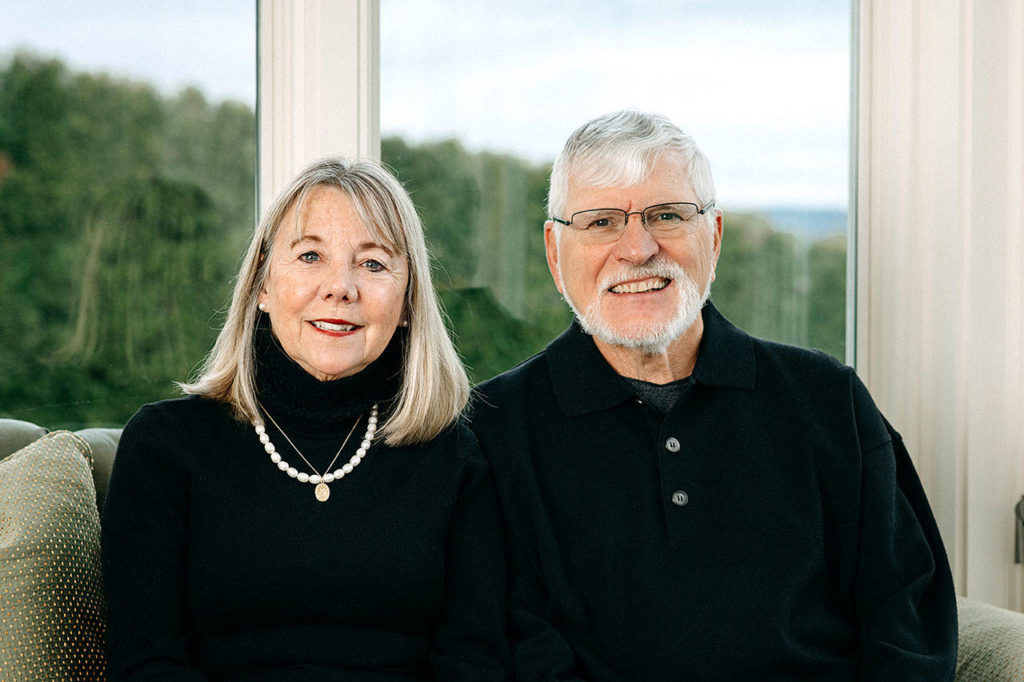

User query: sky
[4,0,851,210]
[3,0,257,104]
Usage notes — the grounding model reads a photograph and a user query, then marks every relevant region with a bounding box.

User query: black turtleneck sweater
[101,329,510,681]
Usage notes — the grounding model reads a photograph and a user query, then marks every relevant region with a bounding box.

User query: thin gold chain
[257,401,362,477]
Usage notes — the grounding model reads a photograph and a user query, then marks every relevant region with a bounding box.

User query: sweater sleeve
[504,565,586,682]
[850,379,958,681]
[430,428,513,681]
[469,396,586,682]
[101,404,208,681]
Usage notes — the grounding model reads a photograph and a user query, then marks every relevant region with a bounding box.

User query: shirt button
[671,490,689,507]
[665,437,681,452]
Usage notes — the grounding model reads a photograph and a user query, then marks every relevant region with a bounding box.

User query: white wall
[858,0,1024,610]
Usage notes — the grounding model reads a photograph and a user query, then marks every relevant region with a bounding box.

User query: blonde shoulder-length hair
[180,157,469,446]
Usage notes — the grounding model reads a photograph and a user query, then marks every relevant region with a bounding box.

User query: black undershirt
[624,375,694,415]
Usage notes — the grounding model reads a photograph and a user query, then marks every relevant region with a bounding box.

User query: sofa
[1,417,1023,680]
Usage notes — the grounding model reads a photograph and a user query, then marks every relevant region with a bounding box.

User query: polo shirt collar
[546,301,756,417]
[691,301,756,391]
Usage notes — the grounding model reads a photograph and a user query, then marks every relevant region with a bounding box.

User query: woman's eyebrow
[287,235,396,256]
[289,234,322,249]
[358,241,395,256]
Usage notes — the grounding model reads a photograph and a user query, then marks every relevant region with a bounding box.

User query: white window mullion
[257,0,379,213]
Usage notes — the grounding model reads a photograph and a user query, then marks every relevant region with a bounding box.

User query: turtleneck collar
[254,319,403,435]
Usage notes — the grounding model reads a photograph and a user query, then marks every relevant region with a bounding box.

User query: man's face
[545,153,722,353]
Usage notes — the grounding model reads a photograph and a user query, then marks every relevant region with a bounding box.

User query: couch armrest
[957,596,1024,680]
[76,427,122,512]
[0,418,49,462]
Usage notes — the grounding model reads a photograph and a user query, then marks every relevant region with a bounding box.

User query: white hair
[180,157,469,446]
[548,109,718,232]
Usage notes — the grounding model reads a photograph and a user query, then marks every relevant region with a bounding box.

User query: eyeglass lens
[570,203,701,241]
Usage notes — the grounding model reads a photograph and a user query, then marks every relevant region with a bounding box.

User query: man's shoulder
[748,334,854,387]
[472,346,552,412]
[742,334,890,445]
[754,336,847,367]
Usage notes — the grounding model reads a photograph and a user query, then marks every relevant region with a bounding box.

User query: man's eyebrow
[289,234,322,249]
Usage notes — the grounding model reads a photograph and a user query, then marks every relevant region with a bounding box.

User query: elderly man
[470,110,956,680]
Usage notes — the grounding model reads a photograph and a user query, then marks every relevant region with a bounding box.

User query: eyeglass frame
[550,200,717,240]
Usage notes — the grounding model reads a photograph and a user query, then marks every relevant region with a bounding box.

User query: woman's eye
[362,259,385,272]
[299,251,320,263]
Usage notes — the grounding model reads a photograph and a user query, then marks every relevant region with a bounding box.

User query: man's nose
[615,213,659,263]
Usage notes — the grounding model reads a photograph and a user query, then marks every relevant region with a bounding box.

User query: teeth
[311,320,357,332]
[609,278,670,294]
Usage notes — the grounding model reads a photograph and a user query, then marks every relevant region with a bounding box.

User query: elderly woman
[101,158,509,680]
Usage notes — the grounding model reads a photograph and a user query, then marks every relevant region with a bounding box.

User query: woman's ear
[257,284,268,313]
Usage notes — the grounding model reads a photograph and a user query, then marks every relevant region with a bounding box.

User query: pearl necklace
[253,403,378,502]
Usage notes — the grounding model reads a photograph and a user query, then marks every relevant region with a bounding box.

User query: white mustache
[599,258,687,291]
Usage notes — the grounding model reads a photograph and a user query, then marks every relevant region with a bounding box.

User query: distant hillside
[749,208,848,238]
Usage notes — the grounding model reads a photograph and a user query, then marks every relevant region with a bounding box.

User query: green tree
[715,212,845,360]
[383,136,571,382]
[0,53,255,427]
[0,53,846,425]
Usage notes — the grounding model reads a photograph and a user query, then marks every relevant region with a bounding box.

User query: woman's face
[258,186,409,381]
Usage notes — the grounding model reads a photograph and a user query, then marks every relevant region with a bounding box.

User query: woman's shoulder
[122,394,237,445]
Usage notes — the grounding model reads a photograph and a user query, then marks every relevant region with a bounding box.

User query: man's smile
[608,277,671,294]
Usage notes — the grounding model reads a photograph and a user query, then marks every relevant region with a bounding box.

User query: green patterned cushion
[0,431,106,680]
[957,596,1024,681]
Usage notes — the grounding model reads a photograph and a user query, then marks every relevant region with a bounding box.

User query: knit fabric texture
[956,596,1024,681]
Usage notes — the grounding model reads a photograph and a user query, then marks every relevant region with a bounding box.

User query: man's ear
[709,210,723,282]
[544,221,564,294]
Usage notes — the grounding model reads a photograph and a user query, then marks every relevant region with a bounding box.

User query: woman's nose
[323,265,358,301]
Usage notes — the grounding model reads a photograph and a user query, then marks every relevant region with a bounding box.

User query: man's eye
[362,259,385,272]
[654,212,682,222]
[299,251,320,263]
[588,218,613,229]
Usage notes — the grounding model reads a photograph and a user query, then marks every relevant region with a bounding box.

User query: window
[2,1,851,423]
[381,0,851,380]
[1,1,257,427]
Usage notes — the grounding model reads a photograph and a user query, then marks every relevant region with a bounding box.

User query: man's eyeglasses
[551,201,716,244]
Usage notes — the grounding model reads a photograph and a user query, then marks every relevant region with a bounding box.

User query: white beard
[561,256,712,355]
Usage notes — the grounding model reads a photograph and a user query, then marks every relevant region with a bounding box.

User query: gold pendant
[314,483,330,502]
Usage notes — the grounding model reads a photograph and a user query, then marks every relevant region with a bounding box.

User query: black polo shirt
[470,303,956,681]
